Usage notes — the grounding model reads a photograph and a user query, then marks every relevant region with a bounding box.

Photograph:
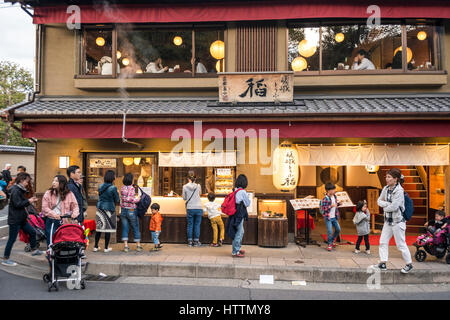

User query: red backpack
[221,188,243,216]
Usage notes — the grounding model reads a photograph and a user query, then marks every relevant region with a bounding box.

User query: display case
[258,199,287,219]
[214,167,235,195]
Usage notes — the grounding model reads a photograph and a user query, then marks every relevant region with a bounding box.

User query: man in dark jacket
[67,165,85,224]
[2,172,44,266]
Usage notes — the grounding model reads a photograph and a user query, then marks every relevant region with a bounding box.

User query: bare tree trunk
[3,124,9,145]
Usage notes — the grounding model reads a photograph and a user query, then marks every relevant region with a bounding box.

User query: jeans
[45,218,62,248]
[355,234,370,250]
[231,219,245,255]
[209,216,225,244]
[151,231,161,245]
[186,209,203,242]
[120,208,140,242]
[324,217,341,245]
[4,222,37,259]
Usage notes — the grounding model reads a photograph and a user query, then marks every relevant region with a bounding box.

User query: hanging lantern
[122,58,130,66]
[122,158,133,166]
[394,46,413,63]
[96,37,105,46]
[210,40,225,60]
[215,59,224,72]
[291,56,307,72]
[335,33,345,43]
[116,51,122,59]
[273,141,300,192]
[173,36,183,46]
[134,157,141,165]
[365,165,380,174]
[298,39,317,58]
[417,31,427,41]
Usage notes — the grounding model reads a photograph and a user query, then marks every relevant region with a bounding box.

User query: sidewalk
[2,233,449,285]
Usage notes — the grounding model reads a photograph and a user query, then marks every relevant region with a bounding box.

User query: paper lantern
[417,31,427,41]
[365,165,379,174]
[335,33,345,43]
[298,39,317,58]
[122,58,130,66]
[134,157,141,165]
[272,141,300,192]
[136,69,143,74]
[210,40,225,60]
[215,59,224,72]
[116,51,121,59]
[96,37,105,46]
[394,46,413,63]
[173,36,183,46]
[291,56,307,72]
[122,158,133,166]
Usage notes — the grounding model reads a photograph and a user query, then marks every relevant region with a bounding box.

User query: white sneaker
[365,250,371,255]
[93,247,100,252]
[354,249,360,254]
[104,248,112,253]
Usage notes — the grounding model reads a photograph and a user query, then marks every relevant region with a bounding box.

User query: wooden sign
[89,159,117,168]
[218,72,294,103]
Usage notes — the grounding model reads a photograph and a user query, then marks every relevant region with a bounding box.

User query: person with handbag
[120,173,142,252]
[41,175,80,248]
[2,172,43,266]
[183,172,203,247]
[94,170,120,253]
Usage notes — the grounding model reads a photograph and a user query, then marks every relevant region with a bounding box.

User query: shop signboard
[335,191,355,207]
[218,72,293,103]
[290,196,321,210]
[89,158,117,168]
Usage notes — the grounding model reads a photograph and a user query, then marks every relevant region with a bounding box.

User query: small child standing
[149,203,163,251]
[353,200,371,254]
[204,193,224,247]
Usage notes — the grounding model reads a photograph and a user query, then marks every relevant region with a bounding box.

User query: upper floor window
[80,24,225,77]
[288,20,442,73]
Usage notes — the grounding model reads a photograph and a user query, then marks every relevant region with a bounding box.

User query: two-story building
[3,0,450,245]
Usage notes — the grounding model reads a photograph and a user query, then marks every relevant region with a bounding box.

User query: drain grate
[83,274,120,282]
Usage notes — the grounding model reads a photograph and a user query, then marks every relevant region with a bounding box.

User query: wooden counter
[257,218,288,247]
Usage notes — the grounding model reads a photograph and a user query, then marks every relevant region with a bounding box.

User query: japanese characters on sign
[218,72,293,103]
[89,159,117,168]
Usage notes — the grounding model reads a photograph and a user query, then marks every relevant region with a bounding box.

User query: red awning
[33,1,450,24]
[21,121,450,139]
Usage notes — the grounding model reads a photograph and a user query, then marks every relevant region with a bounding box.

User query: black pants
[355,234,370,250]
[3,222,37,259]
[94,232,111,249]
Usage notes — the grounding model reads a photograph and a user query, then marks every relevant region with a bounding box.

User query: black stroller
[43,216,87,291]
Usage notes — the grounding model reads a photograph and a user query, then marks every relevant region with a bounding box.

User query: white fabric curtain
[159,152,236,167]
[296,145,449,166]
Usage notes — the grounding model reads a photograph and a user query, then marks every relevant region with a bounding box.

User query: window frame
[78,23,226,79]
[287,19,444,75]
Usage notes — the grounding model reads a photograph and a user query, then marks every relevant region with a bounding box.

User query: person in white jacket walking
[375,168,413,274]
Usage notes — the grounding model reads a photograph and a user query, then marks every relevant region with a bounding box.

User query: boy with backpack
[320,183,342,252]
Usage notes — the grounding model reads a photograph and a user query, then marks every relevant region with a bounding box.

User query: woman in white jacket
[375,168,413,274]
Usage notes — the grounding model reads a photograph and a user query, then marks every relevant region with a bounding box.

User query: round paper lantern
[173,36,183,46]
[210,40,225,60]
[417,31,427,41]
[96,37,105,46]
[122,158,133,166]
[291,56,307,72]
[272,141,300,192]
[116,51,121,59]
[134,157,141,165]
[394,46,413,63]
[122,58,130,66]
[136,69,143,74]
[215,59,224,72]
[335,33,345,43]
[365,165,380,174]
[298,39,317,58]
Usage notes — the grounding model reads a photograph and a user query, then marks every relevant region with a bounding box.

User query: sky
[0,1,35,78]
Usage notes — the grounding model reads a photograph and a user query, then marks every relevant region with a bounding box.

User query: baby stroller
[414,225,450,264]
[19,211,46,252]
[43,215,87,292]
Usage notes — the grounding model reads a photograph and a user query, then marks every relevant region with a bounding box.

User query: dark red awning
[33,1,450,24]
[22,121,450,139]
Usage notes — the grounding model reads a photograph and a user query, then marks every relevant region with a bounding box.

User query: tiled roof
[0,145,35,153]
[6,94,450,117]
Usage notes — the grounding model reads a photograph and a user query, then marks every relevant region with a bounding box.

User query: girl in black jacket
[2,173,44,267]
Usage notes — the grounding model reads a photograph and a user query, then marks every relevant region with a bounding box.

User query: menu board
[89,159,117,168]
[335,191,355,207]
[290,196,321,210]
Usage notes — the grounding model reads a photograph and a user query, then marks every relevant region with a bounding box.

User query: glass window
[406,24,437,71]
[117,27,193,76]
[194,29,225,74]
[288,27,320,72]
[321,24,402,71]
[86,154,158,200]
[83,29,114,75]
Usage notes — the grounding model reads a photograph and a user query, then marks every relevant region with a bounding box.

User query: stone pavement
[2,233,449,285]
